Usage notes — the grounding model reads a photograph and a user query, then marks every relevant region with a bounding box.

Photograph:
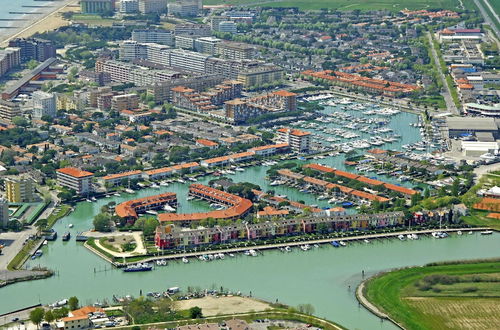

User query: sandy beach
[0,0,80,47]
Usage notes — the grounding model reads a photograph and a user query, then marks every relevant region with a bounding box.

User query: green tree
[93,213,111,232]
[68,296,79,310]
[189,306,203,319]
[30,307,45,329]
[52,307,69,320]
[44,310,55,323]
[12,116,29,127]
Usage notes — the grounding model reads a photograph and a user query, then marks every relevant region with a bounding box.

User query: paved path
[473,163,500,182]
[86,227,491,266]
[86,231,147,257]
[426,32,458,115]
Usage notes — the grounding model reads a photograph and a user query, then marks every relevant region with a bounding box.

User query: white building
[56,167,94,195]
[464,103,500,117]
[219,21,237,34]
[167,0,200,17]
[132,29,174,46]
[170,49,209,73]
[277,128,311,153]
[194,37,221,55]
[120,0,139,13]
[32,91,56,118]
[138,0,167,14]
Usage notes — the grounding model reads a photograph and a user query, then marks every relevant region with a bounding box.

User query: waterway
[2,101,499,328]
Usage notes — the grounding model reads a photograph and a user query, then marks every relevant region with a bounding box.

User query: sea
[0,0,69,41]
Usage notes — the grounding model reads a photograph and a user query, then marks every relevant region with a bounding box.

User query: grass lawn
[203,0,461,12]
[462,212,500,231]
[363,259,500,329]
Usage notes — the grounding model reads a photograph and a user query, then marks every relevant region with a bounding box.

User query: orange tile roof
[367,148,387,154]
[116,193,177,219]
[158,184,252,222]
[250,143,289,152]
[383,183,418,196]
[57,167,93,178]
[273,90,297,97]
[102,170,142,181]
[486,213,500,219]
[196,139,219,147]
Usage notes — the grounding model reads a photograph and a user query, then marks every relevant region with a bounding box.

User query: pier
[9,12,44,15]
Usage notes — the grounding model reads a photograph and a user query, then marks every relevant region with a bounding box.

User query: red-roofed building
[276,128,311,153]
[61,306,105,330]
[56,167,94,195]
[101,170,143,187]
[196,139,219,149]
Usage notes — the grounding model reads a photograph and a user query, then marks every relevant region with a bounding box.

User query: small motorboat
[68,224,74,228]
[457,230,462,235]
[182,257,189,263]
[363,239,370,244]
[339,241,347,247]
[480,230,493,235]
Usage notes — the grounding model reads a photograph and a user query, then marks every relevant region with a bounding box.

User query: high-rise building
[174,36,196,50]
[170,49,209,73]
[210,16,227,31]
[216,41,254,60]
[132,29,174,46]
[119,40,148,61]
[0,199,9,228]
[8,38,56,62]
[167,0,200,17]
[112,94,139,111]
[194,37,221,55]
[32,91,56,119]
[5,177,36,203]
[0,47,21,78]
[138,0,167,14]
[174,24,211,36]
[120,0,139,13]
[80,0,116,14]
[277,127,311,153]
[0,100,22,123]
[218,21,237,34]
[56,167,94,195]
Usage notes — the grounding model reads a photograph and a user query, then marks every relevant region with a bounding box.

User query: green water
[2,106,499,329]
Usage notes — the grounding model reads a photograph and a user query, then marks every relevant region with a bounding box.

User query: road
[473,162,500,181]
[0,227,37,272]
[474,0,499,45]
[426,32,459,115]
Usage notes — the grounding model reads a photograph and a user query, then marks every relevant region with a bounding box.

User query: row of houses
[115,192,178,221]
[304,163,418,198]
[154,212,405,249]
[276,169,391,204]
[157,184,253,224]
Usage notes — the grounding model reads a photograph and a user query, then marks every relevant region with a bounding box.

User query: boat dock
[85,227,493,268]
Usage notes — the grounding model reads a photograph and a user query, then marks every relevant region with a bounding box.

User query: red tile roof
[57,167,93,178]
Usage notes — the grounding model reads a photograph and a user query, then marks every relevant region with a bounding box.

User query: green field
[204,0,461,11]
[363,259,500,329]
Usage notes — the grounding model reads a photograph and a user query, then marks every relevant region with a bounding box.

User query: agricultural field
[362,259,500,329]
[203,0,462,12]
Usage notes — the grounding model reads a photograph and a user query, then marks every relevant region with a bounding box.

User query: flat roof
[446,117,498,131]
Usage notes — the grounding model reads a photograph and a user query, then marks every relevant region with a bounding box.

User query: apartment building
[174,24,211,37]
[138,0,167,14]
[120,41,171,65]
[8,38,56,62]
[56,167,94,195]
[149,74,225,102]
[277,128,311,153]
[0,48,21,78]
[95,59,180,86]
[112,94,139,111]
[218,21,237,34]
[194,37,221,55]
[80,0,115,14]
[174,35,196,50]
[120,0,139,13]
[171,80,242,112]
[0,100,21,123]
[237,65,284,88]
[132,29,174,46]
[5,177,36,203]
[216,42,254,60]
[168,0,200,17]
[169,49,209,73]
[32,91,56,119]
[0,199,8,228]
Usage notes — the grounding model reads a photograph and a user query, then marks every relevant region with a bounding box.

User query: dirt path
[175,296,271,316]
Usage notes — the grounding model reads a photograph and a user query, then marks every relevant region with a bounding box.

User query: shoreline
[83,227,493,267]
[0,0,79,47]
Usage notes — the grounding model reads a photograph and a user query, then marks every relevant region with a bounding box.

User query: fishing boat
[123,263,152,272]
[62,232,71,241]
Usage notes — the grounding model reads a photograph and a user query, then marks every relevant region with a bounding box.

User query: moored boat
[123,263,152,272]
